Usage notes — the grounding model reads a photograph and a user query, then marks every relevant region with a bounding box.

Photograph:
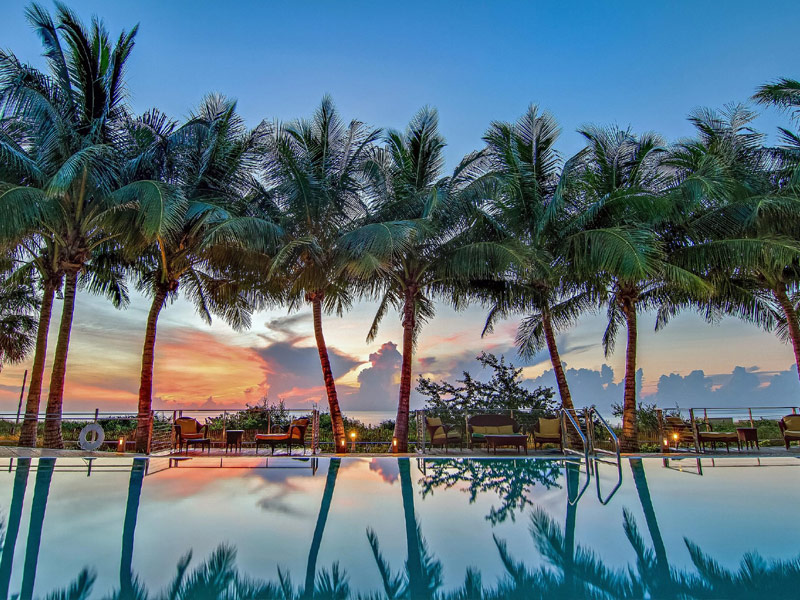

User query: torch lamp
[350,431,357,453]
[117,437,125,453]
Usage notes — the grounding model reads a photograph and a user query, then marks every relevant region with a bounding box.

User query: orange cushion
[256,433,289,441]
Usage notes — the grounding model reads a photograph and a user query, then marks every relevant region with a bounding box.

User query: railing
[560,408,589,463]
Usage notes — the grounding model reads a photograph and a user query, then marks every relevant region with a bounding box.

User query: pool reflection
[0,456,798,599]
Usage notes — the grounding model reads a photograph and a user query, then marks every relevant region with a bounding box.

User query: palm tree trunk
[774,283,800,382]
[563,459,580,595]
[304,458,341,599]
[399,457,426,599]
[310,293,346,452]
[630,458,669,582]
[135,288,168,453]
[0,458,31,599]
[43,268,80,449]
[18,280,57,447]
[620,298,639,453]
[120,458,146,597]
[20,457,55,600]
[394,288,416,453]
[542,308,574,410]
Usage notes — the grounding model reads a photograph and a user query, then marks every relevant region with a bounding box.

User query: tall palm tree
[124,99,280,452]
[0,5,180,448]
[566,126,709,452]
[479,106,597,412]
[261,97,381,451]
[351,108,507,451]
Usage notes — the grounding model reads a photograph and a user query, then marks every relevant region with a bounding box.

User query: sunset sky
[1,0,798,417]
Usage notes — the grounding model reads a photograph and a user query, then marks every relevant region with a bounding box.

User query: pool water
[0,456,798,599]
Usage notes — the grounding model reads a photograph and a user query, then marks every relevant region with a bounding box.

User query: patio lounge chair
[532,417,563,451]
[467,414,520,450]
[174,417,209,451]
[779,415,800,450]
[697,422,739,453]
[425,416,462,451]
[255,418,310,455]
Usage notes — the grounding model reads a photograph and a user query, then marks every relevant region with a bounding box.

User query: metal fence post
[416,410,425,454]
[312,408,319,455]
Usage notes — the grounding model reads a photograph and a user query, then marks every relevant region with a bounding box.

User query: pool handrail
[561,408,589,464]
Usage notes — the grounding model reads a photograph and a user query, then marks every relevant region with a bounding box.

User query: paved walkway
[1,445,798,460]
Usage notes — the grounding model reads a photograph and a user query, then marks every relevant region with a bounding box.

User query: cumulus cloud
[524,363,799,416]
[254,341,360,405]
[344,342,402,410]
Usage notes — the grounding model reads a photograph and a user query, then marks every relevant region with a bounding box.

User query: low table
[184,437,211,454]
[736,427,759,450]
[225,430,244,453]
[485,434,528,455]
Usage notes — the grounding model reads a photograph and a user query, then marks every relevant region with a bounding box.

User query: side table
[226,429,245,453]
[736,427,759,450]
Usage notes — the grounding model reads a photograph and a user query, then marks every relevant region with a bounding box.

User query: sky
[1,0,799,418]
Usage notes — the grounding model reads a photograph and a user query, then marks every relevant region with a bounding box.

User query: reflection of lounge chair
[425,416,462,451]
[174,417,209,451]
[779,415,800,450]
[467,414,520,450]
[255,418,310,455]
[532,417,562,451]
[697,422,738,453]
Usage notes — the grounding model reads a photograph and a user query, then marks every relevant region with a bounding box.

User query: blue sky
[1,0,798,415]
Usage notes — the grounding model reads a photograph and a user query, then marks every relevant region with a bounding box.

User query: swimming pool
[0,456,797,599]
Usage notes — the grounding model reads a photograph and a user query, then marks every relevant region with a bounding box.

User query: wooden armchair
[779,415,800,450]
[425,416,462,451]
[255,418,310,455]
[532,417,563,451]
[174,417,209,449]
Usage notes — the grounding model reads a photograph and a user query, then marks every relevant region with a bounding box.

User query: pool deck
[1,445,798,460]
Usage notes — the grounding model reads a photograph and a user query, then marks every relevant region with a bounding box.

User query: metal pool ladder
[587,406,622,504]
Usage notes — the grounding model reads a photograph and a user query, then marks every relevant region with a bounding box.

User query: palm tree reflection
[417,458,561,524]
[4,458,800,599]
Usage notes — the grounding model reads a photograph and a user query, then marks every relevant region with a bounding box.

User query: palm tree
[0,5,180,448]
[351,108,506,451]
[261,97,381,451]
[124,99,280,452]
[566,126,709,452]
[662,105,800,382]
[479,106,598,412]
[0,255,38,372]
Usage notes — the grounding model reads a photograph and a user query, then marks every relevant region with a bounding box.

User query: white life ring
[78,423,105,451]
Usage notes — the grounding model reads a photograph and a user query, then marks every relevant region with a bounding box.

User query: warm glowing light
[350,431,356,440]
[393,438,397,446]
[672,433,678,440]
[663,439,668,446]
[117,437,125,452]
